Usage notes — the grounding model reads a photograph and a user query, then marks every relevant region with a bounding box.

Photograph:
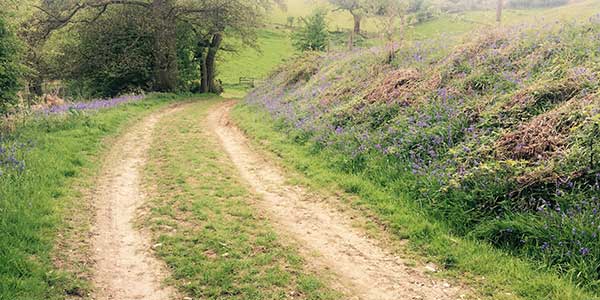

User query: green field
[219,29,295,88]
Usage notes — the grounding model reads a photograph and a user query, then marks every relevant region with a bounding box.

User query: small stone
[425,263,438,273]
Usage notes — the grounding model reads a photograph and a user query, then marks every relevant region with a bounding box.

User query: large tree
[181,0,278,93]
[26,0,280,94]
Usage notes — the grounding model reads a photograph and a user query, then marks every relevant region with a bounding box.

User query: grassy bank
[0,94,181,300]
[231,103,598,300]
[239,14,600,293]
[143,99,338,299]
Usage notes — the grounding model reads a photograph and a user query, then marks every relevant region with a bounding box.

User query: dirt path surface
[91,105,182,300]
[208,101,464,300]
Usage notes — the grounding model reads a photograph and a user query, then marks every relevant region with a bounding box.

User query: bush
[62,7,154,97]
[292,10,329,52]
[0,15,23,113]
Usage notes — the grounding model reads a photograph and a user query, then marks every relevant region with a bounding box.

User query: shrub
[62,7,154,97]
[292,10,329,52]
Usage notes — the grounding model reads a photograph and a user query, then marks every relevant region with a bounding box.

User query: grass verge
[0,94,182,300]
[142,98,339,299]
[230,103,599,300]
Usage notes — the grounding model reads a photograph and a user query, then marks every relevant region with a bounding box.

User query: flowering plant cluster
[42,94,145,114]
[246,20,600,289]
[0,95,146,177]
[0,137,32,177]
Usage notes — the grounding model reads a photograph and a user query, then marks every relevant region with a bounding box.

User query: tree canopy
[5,0,282,100]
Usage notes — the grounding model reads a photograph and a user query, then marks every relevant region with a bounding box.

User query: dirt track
[208,101,463,300]
[88,100,464,300]
[90,105,182,300]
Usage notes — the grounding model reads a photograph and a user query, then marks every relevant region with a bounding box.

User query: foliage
[176,22,201,92]
[61,7,154,97]
[244,19,600,291]
[0,15,23,113]
[18,0,280,97]
[292,10,330,52]
[328,0,367,13]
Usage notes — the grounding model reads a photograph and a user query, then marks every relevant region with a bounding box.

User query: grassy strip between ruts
[230,103,599,300]
[142,98,339,299]
[0,93,186,300]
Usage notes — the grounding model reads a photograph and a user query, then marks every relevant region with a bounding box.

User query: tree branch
[33,0,152,40]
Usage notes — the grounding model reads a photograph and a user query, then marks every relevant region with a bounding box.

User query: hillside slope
[218,0,600,91]
[243,18,600,291]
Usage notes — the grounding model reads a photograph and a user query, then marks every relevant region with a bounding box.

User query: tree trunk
[197,46,208,93]
[352,13,361,35]
[29,76,43,97]
[496,0,503,23]
[26,51,45,97]
[205,33,223,93]
[151,0,178,92]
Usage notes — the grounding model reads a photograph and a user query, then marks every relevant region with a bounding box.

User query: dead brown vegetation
[496,94,595,161]
[364,68,421,105]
